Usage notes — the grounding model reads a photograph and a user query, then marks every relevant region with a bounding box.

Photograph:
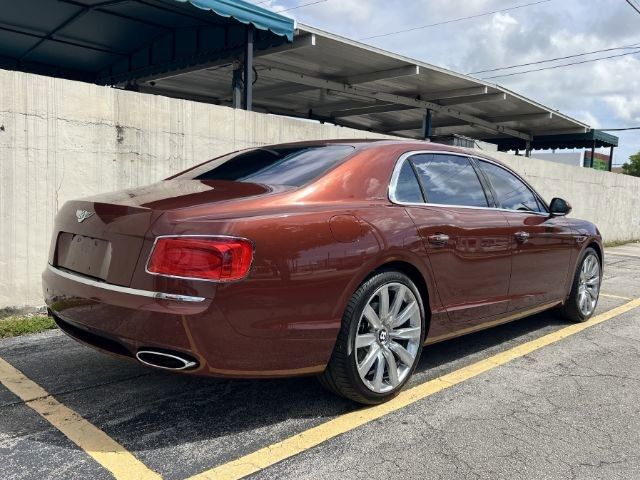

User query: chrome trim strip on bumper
[47,265,206,303]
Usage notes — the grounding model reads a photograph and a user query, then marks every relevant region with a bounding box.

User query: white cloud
[604,96,640,122]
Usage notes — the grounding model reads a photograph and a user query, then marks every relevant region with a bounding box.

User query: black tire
[319,270,426,405]
[560,247,602,323]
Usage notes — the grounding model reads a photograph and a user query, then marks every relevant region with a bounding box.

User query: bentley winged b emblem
[76,209,95,223]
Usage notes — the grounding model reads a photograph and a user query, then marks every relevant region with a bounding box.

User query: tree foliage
[622,151,640,177]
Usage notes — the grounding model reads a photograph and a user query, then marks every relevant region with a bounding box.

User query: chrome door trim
[388,150,550,216]
[48,265,207,303]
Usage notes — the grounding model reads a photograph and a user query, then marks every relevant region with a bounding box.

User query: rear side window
[477,160,542,212]
[183,145,355,187]
[410,154,489,207]
[394,160,425,203]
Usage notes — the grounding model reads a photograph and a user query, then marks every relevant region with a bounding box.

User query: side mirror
[549,197,572,216]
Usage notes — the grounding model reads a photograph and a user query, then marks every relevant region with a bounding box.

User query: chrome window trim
[388,150,550,217]
[145,235,255,283]
[48,265,206,303]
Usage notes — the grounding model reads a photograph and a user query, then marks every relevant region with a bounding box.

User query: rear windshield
[182,145,356,187]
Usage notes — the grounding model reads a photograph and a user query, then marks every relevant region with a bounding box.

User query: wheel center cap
[378,329,389,344]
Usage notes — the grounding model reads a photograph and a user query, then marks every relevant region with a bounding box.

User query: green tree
[622,151,640,177]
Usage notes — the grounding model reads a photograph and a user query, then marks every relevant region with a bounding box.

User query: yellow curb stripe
[0,357,162,480]
[600,293,632,300]
[189,298,640,480]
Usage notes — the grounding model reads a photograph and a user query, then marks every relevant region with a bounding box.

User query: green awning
[176,0,294,42]
[493,130,619,152]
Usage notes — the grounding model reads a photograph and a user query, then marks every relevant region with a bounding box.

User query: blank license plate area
[56,233,112,280]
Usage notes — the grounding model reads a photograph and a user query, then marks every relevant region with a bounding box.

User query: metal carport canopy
[0,0,293,83]
[0,1,618,150]
[140,23,616,148]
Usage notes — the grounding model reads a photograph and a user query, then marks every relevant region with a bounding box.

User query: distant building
[532,151,611,170]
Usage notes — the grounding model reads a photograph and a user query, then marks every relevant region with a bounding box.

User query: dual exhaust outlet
[136,349,199,371]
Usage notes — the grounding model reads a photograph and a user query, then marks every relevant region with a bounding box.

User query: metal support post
[232,59,242,109]
[608,146,614,172]
[422,109,433,140]
[242,26,254,111]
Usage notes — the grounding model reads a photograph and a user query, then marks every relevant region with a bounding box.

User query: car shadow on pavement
[414,310,571,379]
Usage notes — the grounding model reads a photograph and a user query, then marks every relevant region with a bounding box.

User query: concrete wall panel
[1,69,639,308]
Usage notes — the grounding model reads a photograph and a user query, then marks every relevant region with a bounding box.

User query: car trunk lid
[50,179,282,286]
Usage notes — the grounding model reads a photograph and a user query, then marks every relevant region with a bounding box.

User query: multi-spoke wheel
[561,247,602,323]
[355,283,421,393]
[319,270,426,404]
[577,253,601,317]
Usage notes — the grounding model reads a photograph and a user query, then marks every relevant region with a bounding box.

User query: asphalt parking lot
[1,243,640,480]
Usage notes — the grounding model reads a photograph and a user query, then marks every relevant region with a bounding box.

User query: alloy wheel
[577,253,600,316]
[354,282,422,393]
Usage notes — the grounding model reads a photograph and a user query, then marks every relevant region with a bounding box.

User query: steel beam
[312,98,376,116]
[255,64,419,101]
[259,67,532,141]
[532,127,590,135]
[436,92,506,106]
[422,86,488,101]
[432,125,476,136]
[342,65,420,85]
[387,123,493,137]
[254,83,316,99]
[331,103,417,118]
[487,112,553,123]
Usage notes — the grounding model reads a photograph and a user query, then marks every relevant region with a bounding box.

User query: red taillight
[146,237,254,282]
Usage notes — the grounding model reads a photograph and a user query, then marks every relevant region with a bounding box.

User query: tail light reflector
[146,236,254,282]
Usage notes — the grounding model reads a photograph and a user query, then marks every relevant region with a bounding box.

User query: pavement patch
[188,298,640,480]
[0,356,162,480]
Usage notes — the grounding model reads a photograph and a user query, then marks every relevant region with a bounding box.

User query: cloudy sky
[251,0,640,165]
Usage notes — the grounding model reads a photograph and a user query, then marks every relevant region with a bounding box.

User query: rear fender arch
[331,251,437,330]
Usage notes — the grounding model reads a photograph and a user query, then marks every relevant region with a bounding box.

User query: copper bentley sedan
[43,140,603,404]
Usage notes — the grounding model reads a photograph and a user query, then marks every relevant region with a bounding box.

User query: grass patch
[0,314,57,339]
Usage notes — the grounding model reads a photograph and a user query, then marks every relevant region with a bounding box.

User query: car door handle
[514,231,530,243]
[428,233,450,246]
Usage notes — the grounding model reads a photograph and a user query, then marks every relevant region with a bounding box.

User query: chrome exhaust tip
[136,350,198,371]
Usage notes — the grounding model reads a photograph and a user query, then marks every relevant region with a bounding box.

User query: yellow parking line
[600,293,632,300]
[188,298,640,480]
[0,357,162,480]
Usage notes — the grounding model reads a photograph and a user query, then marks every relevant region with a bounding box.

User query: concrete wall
[1,69,640,309]
[491,150,640,244]
[531,152,584,167]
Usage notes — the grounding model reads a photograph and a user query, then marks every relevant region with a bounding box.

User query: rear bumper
[42,265,332,378]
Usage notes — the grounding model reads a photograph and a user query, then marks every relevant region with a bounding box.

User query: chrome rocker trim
[47,264,206,303]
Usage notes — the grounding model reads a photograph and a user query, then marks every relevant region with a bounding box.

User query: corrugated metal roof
[140,22,616,148]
